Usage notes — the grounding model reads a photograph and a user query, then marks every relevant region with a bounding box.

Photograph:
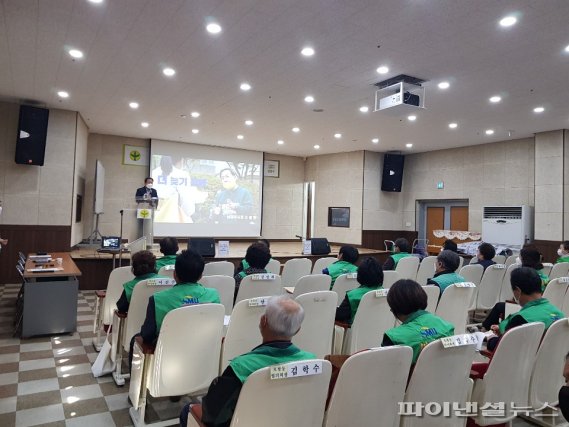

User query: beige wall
[305,151,364,244]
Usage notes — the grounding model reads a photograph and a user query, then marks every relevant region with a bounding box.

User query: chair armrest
[135,336,156,355]
[334,321,350,330]
[189,404,206,427]
[114,309,128,319]
[95,290,106,298]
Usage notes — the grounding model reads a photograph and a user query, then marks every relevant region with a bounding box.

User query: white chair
[422,285,440,313]
[542,277,569,311]
[563,290,569,316]
[281,258,312,286]
[266,258,281,275]
[475,264,506,310]
[492,254,506,264]
[382,270,400,289]
[459,264,484,286]
[395,256,420,280]
[234,274,282,305]
[435,283,476,333]
[312,257,336,274]
[200,275,235,315]
[541,262,553,276]
[129,304,225,427]
[505,254,518,267]
[188,360,332,427]
[203,260,234,277]
[92,266,134,351]
[416,256,437,286]
[331,273,358,304]
[157,264,175,278]
[498,263,518,302]
[324,346,413,427]
[549,262,569,280]
[470,322,545,426]
[401,337,477,427]
[458,256,465,270]
[291,274,331,299]
[469,256,477,265]
[293,291,337,358]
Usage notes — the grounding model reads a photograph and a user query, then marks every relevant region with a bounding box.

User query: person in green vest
[324,245,359,288]
[382,279,454,363]
[335,257,383,325]
[382,238,413,271]
[427,250,466,293]
[485,267,565,352]
[556,241,569,263]
[179,295,316,427]
[235,238,271,275]
[233,242,271,301]
[155,236,179,272]
[116,250,165,313]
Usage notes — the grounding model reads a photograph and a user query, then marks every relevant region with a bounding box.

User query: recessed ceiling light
[359,106,369,113]
[237,134,244,140]
[240,82,251,91]
[376,66,389,75]
[129,102,139,109]
[438,81,450,89]
[334,133,342,139]
[485,129,494,135]
[206,22,222,34]
[141,122,149,128]
[244,120,254,126]
[190,111,200,118]
[162,67,176,77]
[57,91,69,98]
[314,144,320,150]
[88,0,103,3]
[533,106,545,113]
[292,127,300,133]
[565,44,569,53]
[301,46,315,57]
[448,122,458,129]
[192,129,199,134]
[407,115,417,121]
[499,15,517,28]
[372,138,379,144]
[68,49,83,59]
[277,140,284,145]
[304,95,314,103]
[406,143,413,148]
[489,95,502,103]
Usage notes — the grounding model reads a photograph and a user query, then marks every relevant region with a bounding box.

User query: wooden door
[450,206,469,231]
[426,207,445,245]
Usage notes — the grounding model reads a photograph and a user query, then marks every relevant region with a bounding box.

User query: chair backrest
[528,318,569,409]
[435,283,476,334]
[230,360,331,427]
[331,273,358,304]
[148,303,225,397]
[498,263,518,302]
[542,278,569,311]
[422,285,440,313]
[458,256,464,270]
[123,277,175,350]
[505,254,518,267]
[549,262,569,280]
[325,346,413,427]
[234,274,283,305]
[383,270,400,289]
[458,264,484,286]
[345,290,395,353]
[157,264,175,278]
[395,256,420,280]
[416,256,437,286]
[266,258,281,275]
[541,263,553,276]
[492,254,506,264]
[221,298,267,370]
[200,275,235,315]
[402,337,477,427]
[281,258,312,286]
[312,257,336,274]
[293,291,338,358]
[476,264,506,310]
[203,260,234,277]
[103,266,135,325]
[563,289,569,316]
[291,274,331,299]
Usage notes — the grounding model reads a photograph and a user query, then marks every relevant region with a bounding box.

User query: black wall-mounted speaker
[381,154,405,192]
[15,105,49,166]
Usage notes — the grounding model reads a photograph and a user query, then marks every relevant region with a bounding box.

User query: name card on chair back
[147,278,176,286]
[374,289,389,298]
[559,277,569,283]
[251,273,277,281]
[346,273,358,279]
[248,296,270,307]
[492,264,506,269]
[441,334,479,349]
[454,282,476,288]
[163,265,175,270]
[270,360,323,380]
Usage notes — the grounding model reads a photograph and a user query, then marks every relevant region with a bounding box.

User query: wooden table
[22,252,82,338]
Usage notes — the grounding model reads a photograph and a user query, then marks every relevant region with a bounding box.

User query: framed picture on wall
[328,207,350,228]
[264,160,280,177]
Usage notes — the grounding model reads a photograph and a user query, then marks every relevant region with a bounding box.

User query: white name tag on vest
[147,278,176,286]
[346,272,358,279]
[163,264,175,271]
[251,273,277,281]
[248,297,270,307]
[270,361,323,380]
[441,334,479,349]
[374,289,389,297]
[454,282,476,288]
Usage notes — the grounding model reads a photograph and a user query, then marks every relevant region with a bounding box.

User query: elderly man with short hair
[179,295,315,427]
[426,249,466,293]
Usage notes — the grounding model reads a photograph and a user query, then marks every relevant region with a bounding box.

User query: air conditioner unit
[481,206,533,247]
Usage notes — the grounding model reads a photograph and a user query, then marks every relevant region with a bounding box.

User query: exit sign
[437,181,444,189]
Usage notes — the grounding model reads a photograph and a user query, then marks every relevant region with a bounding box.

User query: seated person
[442,239,458,253]
[233,242,271,301]
[335,257,383,325]
[323,245,359,288]
[484,267,564,352]
[155,237,179,271]
[519,246,549,290]
[179,295,315,427]
[557,241,569,264]
[426,250,466,293]
[474,242,496,271]
[116,250,164,313]
[381,279,454,363]
[235,238,271,275]
[382,238,413,271]
[559,352,569,421]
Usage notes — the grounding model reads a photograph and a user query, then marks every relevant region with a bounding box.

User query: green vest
[346,285,383,325]
[390,252,413,267]
[241,258,274,271]
[537,269,549,292]
[328,261,358,287]
[556,256,569,264]
[153,282,220,333]
[430,272,466,293]
[499,298,565,334]
[123,272,164,303]
[230,343,316,383]
[155,255,177,272]
[384,310,455,363]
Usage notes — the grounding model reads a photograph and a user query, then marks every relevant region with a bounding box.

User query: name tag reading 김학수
[440,334,479,348]
[147,278,176,286]
[270,361,323,380]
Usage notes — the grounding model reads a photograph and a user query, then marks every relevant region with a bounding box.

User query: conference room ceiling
[0,0,568,157]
